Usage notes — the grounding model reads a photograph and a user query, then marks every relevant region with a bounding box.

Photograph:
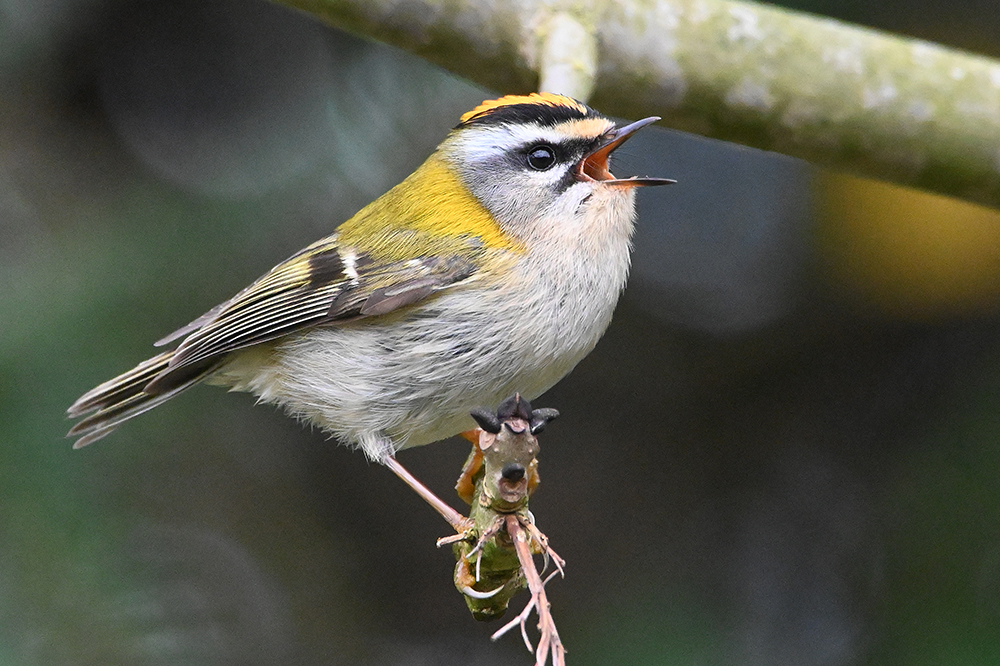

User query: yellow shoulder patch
[338,154,523,258]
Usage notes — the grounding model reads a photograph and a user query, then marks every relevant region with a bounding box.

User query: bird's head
[439,93,673,243]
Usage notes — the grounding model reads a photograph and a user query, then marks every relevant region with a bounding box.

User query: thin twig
[522,519,565,578]
[491,592,537,648]
[504,514,566,666]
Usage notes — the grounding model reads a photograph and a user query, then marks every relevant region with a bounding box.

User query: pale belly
[217,265,623,461]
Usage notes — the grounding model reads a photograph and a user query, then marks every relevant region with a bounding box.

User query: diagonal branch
[275,0,1000,210]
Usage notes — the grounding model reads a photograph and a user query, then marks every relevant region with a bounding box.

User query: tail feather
[68,352,175,417]
[67,351,216,448]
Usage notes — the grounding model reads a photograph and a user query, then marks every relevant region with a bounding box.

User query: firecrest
[67,93,671,463]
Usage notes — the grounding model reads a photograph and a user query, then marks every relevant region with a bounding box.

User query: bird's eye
[526,145,557,171]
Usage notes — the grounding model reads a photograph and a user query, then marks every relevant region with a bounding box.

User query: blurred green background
[4,0,1000,664]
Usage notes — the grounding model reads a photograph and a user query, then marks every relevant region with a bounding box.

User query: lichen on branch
[276,0,1000,210]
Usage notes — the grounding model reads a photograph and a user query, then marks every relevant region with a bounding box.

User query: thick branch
[277,0,1000,209]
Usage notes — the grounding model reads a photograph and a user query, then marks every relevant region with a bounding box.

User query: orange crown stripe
[460,92,588,124]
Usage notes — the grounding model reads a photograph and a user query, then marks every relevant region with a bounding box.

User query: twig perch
[423,394,566,665]
[277,0,1000,211]
[497,514,566,666]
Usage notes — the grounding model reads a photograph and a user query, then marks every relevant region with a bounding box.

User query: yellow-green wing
[144,234,477,394]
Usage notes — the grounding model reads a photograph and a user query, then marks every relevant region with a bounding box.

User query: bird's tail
[67,351,214,448]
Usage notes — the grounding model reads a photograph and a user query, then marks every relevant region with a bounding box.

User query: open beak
[575,116,676,187]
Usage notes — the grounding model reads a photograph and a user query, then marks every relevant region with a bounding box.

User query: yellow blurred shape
[816,172,1000,318]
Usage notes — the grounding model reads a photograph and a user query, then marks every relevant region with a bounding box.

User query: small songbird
[67,93,671,467]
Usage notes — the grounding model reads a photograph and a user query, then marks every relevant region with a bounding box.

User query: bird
[67,93,672,482]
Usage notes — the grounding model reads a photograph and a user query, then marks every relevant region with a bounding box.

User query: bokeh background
[4,0,1000,664]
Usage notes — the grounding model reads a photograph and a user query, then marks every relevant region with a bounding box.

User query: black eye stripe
[518,137,602,170]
